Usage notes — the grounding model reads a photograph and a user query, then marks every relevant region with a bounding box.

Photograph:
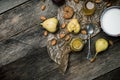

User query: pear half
[67,19,80,34]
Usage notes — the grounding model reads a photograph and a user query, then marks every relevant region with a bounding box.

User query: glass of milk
[100,6,120,37]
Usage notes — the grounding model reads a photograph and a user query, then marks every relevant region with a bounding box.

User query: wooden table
[0,0,120,80]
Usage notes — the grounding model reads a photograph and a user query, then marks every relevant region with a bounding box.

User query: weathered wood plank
[94,67,120,80]
[12,26,47,48]
[0,32,120,80]
[0,0,120,80]
[0,39,34,67]
[0,0,58,66]
[0,47,58,80]
[0,0,58,42]
[0,0,29,14]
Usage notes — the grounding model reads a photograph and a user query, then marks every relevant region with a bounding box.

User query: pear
[67,19,80,34]
[90,38,108,62]
[95,38,108,53]
[41,18,58,33]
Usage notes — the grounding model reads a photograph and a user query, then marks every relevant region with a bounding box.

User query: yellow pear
[95,38,108,53]
[67,19,80,34]
[41,18,58,33]
[90,38,109,62]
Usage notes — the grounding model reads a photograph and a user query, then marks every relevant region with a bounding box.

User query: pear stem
[94,52,98,59]
[40,23,43,26]
[90,52,98,63]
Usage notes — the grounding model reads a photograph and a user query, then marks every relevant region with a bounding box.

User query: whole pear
[90,38,109,62]
[41,18,58,33]
[95,38,108,53]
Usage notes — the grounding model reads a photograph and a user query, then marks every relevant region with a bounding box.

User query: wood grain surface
[0,0,58,66]
[0,0,29,14]
[0,32,120,80]
[0,0,120,80]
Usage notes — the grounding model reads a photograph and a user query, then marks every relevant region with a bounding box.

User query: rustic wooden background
[0,0,28,14]
[0,0,120,80]
[0,0,58,66]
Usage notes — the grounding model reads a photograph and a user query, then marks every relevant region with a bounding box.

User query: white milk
[101,8,120,36]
